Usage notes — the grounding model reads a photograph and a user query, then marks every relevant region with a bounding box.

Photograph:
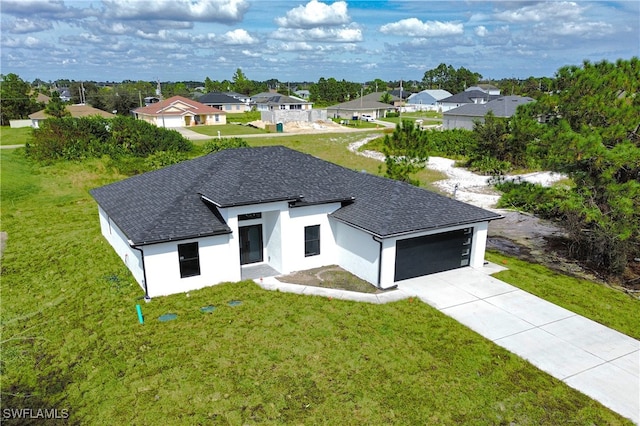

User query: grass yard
[189,123,269,137]
[0,126,32,145]
[0,141,636,424]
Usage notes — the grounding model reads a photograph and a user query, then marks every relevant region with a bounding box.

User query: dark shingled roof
[90,146,502,245]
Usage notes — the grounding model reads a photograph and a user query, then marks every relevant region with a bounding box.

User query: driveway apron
[396,265,640,424]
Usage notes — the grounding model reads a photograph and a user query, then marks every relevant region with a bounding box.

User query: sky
[1,0,638,84]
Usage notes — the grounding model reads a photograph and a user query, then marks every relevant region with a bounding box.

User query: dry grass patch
[278,265,381,294]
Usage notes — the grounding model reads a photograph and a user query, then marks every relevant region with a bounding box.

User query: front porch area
[241,263,281,281]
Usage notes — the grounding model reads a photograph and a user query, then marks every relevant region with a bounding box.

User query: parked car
[360,114,375,121]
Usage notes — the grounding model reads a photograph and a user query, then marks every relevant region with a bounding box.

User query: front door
[239,225,263,265]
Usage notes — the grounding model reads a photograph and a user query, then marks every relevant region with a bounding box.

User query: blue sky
[1,0,638,83]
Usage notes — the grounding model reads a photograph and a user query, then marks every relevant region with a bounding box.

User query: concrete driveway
[397,265,640,424]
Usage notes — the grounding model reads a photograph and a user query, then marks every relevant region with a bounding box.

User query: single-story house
[251,93,313,112]
[198,92,250,114]
[28,104,115,128]
[90,146,502,298]
[224,91,251,105]
[437,89,501,112]
[326,92,398,120]
[132,96,226,128]
[443,95,535,130]
[406,89,452,111]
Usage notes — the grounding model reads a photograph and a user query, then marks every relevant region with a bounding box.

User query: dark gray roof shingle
[90,146,501,245]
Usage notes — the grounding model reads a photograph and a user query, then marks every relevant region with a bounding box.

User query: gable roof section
[444,95,535,118]
[327,92,398,110]
[252,94,311,106]
[439,90,500,104]
[91,146,501,245]
[29,104,116,120]
[133,96,224,117]
[198,92,244,105]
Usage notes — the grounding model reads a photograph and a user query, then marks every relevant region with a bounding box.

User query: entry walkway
[257,264,639,423]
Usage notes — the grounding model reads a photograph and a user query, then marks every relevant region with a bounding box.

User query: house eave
[129,228,232,247]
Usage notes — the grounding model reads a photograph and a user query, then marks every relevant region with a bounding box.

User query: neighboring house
[294,90,310,100]
[251,92,313,112]
[132,96,226,128]
[90,146,502,298]
[437,89,501,112]
[326,92,398,120]
[406,89,452,111]
[443,95,535,130]
[224,91,252,105]
[28,104,115,128]
[468,84,501,96]
[198,92,250,113]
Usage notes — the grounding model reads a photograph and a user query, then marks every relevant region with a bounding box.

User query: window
[304,225,320,257]
[178,242,200,278]
[215,114,220,122]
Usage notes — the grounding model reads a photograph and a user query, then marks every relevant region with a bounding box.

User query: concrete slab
[611,350,640,376]
[542,315,640,361]
[496,327,605,379]
[400,277,478,309]
[442,299,535,341]
[565,362,639,424]
[487,290,576,326]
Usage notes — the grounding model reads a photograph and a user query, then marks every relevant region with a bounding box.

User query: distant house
[251,92,312,112]
[28,104,115,128]
[326,92,398,120]
[224,91,252,105]
[90,146,501,298]
[294,90,310,100]
[443,95,534,130]
[198,92,250,114]
[406,89,452,111]
[437,89,501,112]
[132,96,226,128]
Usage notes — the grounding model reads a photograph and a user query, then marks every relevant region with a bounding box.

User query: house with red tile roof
[133,95,226,128]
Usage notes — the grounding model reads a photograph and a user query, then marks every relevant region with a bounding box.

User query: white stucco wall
[331,220,380,285]
[142,234,238,297]
[97,207,145,291]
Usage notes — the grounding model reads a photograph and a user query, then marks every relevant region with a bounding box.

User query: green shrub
[495,178,568,217]
[202,137,249,154]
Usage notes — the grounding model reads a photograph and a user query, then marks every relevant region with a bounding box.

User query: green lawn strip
[486,251,640,339]
[1,150,633,424]
[189,123,268,137]
[0,126,32,145]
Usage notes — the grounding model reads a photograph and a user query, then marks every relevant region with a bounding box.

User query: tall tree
[528,58,640,274]
[422,63,481,93]
[0,73,40,125]
[232,68,253,95]
[382,120,429,185]
[44,91,70,118]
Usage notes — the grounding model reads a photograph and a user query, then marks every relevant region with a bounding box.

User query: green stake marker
[136,304,144,324]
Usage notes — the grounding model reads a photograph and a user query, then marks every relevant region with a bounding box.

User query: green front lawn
[0,140,635,424]
[189,123,269,136]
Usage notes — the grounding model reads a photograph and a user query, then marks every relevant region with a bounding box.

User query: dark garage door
[394,228,473,281]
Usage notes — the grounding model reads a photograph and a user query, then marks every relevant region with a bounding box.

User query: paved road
[258,264,640,424]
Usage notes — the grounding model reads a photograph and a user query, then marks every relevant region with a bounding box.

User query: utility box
[276,122,284,133]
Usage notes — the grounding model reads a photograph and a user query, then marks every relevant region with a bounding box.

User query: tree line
[3,63,566,125]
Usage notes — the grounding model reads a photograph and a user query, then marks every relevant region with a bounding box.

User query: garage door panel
[394,228,472,281]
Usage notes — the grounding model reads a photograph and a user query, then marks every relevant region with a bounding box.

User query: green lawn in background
[189,123,269,136]
[0,137,636,424]
[0,126,32,145]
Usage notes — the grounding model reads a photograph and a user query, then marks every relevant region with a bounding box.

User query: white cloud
[272,26,362,42]
[379,18,463,37]
[494,2,582,23]
[5,18,53,34]
[278,41,314,51]
[475,25,488,37]
[275,0,349,28]
[102,0,249,23]
[242,50,262,57]
[220,29,258,45]
[544,21,614,37]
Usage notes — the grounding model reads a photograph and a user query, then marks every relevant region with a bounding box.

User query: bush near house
[26,116,193,162]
